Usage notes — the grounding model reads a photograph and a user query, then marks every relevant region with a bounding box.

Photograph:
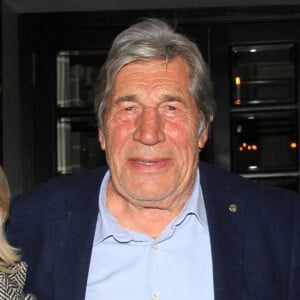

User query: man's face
[99,57,208,210]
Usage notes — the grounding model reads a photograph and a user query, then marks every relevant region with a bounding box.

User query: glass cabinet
[232,43,296,106]
[56,50,107,174]
[231,110,298,173]
[230,43,299,191]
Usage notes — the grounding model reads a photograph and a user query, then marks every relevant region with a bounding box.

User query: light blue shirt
[85,169,214,300]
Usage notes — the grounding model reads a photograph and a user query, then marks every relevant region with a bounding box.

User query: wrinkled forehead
[110,57,192,95]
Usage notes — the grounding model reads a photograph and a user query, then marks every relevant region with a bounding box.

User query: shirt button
[152,243,158,250]
[152,293,159,300]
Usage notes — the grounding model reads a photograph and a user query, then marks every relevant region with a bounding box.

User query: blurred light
[235,76,241,85]
[290,142,297,149]
[250,48,257,53]
[247,145,251,150]
[252,144,258,151]
[242,142,247,148]
[234,99,241,105]
[236,125,242,133]
[249,165,258,170]
[239,146,244,152]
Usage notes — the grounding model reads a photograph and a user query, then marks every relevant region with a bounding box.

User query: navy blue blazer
[6,162,300,300]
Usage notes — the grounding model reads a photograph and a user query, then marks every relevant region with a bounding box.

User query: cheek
[105,119,134,147]
[165,108,200,138]
[166,122,198,148]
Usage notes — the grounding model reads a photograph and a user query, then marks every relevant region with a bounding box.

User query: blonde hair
[0,166,21,273]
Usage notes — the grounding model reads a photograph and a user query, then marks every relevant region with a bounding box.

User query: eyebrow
[113,94,185,105]
[114,95,138,104]
[161,94,184,103]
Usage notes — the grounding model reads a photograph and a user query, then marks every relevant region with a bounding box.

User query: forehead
[110,57,191,102]
[113,56,191,88]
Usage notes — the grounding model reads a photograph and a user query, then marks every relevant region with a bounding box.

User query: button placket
[152,243,158,250]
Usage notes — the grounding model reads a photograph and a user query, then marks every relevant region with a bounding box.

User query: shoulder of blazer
[10,166,108,221]
[199,161,299,219]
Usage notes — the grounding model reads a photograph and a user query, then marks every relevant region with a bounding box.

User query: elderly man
[7,18,300,300]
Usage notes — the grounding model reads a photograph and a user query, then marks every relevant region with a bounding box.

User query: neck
[106,180,189,238]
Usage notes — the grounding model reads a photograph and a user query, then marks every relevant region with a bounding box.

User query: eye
[122,103,139,112]
[160,101,185,120]
[118,103,140,119]
[125,106,135,111]
[161,103,178,114]
[167,105,176,111]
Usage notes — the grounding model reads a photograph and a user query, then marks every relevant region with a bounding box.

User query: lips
[128,157,171,170]
[134,159,158,166]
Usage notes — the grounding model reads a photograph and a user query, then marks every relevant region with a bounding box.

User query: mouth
[134,159,158,166]
[128,157,171,170]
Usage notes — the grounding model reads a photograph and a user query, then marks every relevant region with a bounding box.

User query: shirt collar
[94,171,134,244]
[172,169,208,228]
[93,168,208,245]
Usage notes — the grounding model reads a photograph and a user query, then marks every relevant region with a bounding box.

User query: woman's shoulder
[0,261,35,299]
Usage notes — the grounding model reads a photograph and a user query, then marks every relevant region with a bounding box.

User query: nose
[133,107,166,145]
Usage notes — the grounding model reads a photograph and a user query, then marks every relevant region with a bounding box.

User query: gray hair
[95,18,216,133]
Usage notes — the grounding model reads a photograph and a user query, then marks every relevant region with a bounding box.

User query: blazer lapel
[200,163,246,300]
[51,171,103,300]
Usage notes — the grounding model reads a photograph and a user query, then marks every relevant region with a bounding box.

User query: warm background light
[290,142,297,149]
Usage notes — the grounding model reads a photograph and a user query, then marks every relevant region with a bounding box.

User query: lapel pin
[228,204,238,213]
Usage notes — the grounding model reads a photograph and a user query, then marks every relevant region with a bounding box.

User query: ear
[98,128,106,150]
[197,124,209,149]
